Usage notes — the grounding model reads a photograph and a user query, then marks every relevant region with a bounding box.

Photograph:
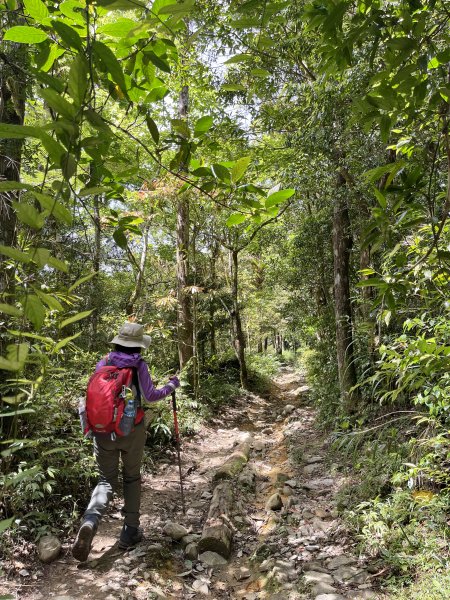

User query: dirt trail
[8,367,382,600]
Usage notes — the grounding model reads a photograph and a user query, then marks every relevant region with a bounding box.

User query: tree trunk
[176,84,193,372]
[209,242,219,356]
[230,249,248,388]
[333,174,357,409]
[264,337,268,352]
[89,193,102,349]
[126,224,150,317]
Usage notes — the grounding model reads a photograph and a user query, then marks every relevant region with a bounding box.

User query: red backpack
[85,357,144,437]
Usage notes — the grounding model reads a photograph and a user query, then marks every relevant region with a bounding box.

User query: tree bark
[89,193,101,349]
[198,481,234,558]
[230,249,248,388]
[209,241,219,356]
[333,174,358,409]
[176,84,193,371]
[126,224,150,317]
[213,435,252,482]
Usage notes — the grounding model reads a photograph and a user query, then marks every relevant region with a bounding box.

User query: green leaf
[12,201,45,230]
[59,309,93,329]
[0,181,32,191]
[47,255,69,273]
[226,213,247,226]
[31,247,50,268]
[265,188,295,208]
[68,271,97,292]
[0,303,22,317]
[22,294,46,329]
[194,115,213,136]
[113,228,128,249]
[221,84,246,92]
[231,156,251,183]
[93,40,128,96]
[23,0,49,21]
[78,186,109,197]
[4,25,48,43]
[0,517,15,534]
[0,343,29,372]
[0,245,31,263]
[59,0,86,26]
[0,123,43,139]
[158,0,195,15]
[250,68,270,78]
[31,191,73,225]
[224,53,253,64]
[35,289,63,312]
[374,188,386,209]
[97,0,145,8]
[146,51,171,73]
[171,118,190,139]
[40,87,77,120]
[51,20,83,51]
[97,18,136,37]
[212,164,230,183]
[145,115,160,144]
[53,332,81,351]
[68,55,89,106]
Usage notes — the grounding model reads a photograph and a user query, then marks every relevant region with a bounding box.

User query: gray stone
[260,558,275,572]
[305,456,323,464]
[303,561,329,573]
[346,592,376,600]
[315,595,345,600]
[326,555,357,570]
[185,542,198,560]
[253,440,266,451]
[163,522,188,541]
[199,550,228,566]
[284,479,298,488]
[38,535,61,563]
[304,570,334,585]
[235,567,251,580]
[282,486,293,496]
[180,533,200,548]
[283,405,296,415]
[304,463,318,475]
[332,564,361,582]
[312,582,338,595]
[266,493,283,511]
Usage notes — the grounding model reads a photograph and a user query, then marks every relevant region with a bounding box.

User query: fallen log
[198,481,234,558]
[212,435,252,482]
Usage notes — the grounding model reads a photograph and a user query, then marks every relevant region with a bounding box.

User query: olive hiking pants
[84,421,146,528]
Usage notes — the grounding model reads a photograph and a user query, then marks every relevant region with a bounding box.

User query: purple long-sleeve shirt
[96,351,176,403]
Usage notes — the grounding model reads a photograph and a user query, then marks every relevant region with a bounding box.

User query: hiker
[72,322,180,562]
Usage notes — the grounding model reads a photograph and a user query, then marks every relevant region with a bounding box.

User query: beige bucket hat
[110,322,151,349]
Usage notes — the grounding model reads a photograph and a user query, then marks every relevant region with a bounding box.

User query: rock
[181,533,200,548]
[312,582,339,595]
[326,555,357,570]
[304,464,318,475]
[283,405,296,415]
[284,479,298,488]
[347,591,376,599]
[235,567,251,580]
[303,570,334,585]
[266,493,283,511]
[262,427,273,434]
[305,455,323,464]
[253,440,266,451]
[192,579,209,594]
[303,561,329,573]
[199,551,228,567]
[260,558,275,572]
[37,535,61,564]
[185,543,198,560]
[276,473,290,483]
[312,518,332,533]
[332,565,364,582]
[282,486,293,496]
[19,569,30,577]
[315,595,345,600]
[314,508,329,519]
[163,522,188,541]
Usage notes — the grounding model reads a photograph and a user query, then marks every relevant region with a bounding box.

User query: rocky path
[9,367,383,600]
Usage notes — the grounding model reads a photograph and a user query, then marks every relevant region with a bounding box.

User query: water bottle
[78,397,89,435]
[119,398,136,436]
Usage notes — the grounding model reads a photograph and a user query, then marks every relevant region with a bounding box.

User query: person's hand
[169,375,180,389]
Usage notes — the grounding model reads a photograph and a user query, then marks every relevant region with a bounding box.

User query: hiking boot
[72,517,97,562]
[119,524,143,549]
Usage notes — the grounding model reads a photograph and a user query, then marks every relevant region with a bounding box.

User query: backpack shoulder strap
[132,367,141,404]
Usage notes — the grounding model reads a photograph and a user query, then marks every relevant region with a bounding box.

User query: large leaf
[59,309,93,329]
[0,304,23,317]
[68,271,97,292]
[224,53,253,64]
[265,188,295,208]
[0,181,32,191]
[226,213,247,226]
[146,51,171,73]
[31,191,73,225]
[53,332,81,352]
[194,115,213,136]
[113,228,128,249]
[24,0,49,21]
[0,124,44,139]
[51,20,83,51]
[158,0,195,15]
[22,294,46,329]
[0,245,31,263]
[0,517,15,534]
[93,40,128,96]
[145,115,160,144]
[68,55,89,106]
[0,343,29,371]
[97,18,136,37]
[212,164,231,183]
[40,88,77,120]
[231,156,251,183]
[3,26,48,43]
[11,201,45,230]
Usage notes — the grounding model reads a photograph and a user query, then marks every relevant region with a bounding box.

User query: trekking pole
[171,390,186,514]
